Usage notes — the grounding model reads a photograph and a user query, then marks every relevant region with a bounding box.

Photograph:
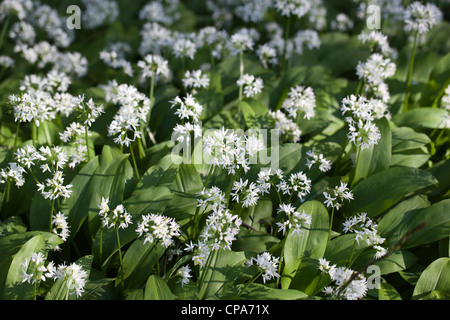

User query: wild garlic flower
[14,144,44,169]
[277,171,312,201]
[276,204,312,236]
[51,211,71,242]
[282,85,316,120]
[441,85,450,129]
[107,84,150,147]
[81,0,119,30]
[318,258,335,275]
[0,55,15,68]
[139,0,180,26]
[182,69,210,90]
[139,22,174,56]
[256,44,278,69]
[97,197,132,230]
[202,127,265,175]
[231,178,260,208]
[100,50,133,77]
[305,149,332,172]
[200,207,242,251]
[197,186,227,211]
[237,74,264,98]
[0,162,27,187]
[172,37,197,60]
[228,31,254,55]
[347,119,382,151]
[235,0,272,23]
[137,54,170,81]
[171,94,204,122]
[323,181,353,211]
[274,0,312,19]
[330,13,354,32]
[36,170,72,200]
[293,29,321,55]
[270,110,302,143]
[21,252,51,284]
[176,265,192,287]
[404,1,443,35]
[53,262,88,298]
[135,213,181,248]
[342,212,387,259]
[358,31,397,59]
[356,53,396,87]
[246,252,280,283]
[321,265,368,300]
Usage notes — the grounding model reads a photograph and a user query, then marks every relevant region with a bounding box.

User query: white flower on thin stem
[182,69,210,90]
[323,181,353,211]
[305,149,332,172]
[51,211,70,242]
[276,204,312,236]
[97,198,132,230]
[176,265,192,287]
[282,85,316,120]
[237,74,264,98]
[53,262,88,298]
[404,1,443,35]
[246,252,280,283]
[135,213,181,248]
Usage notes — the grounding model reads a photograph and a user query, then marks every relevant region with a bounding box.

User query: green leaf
[228,283,308,300]
[412,258,450,300]
[144,275,175,300]
[342,167,438,218]
[0,216,27,236]
[352,117,391,185]
[117,238,164,290]
[239,98,274,130]
[392,108,448,129]
[282,200,329,290]
[46,255,93,300]
[199,250,248,300]
[378,283,403,300]
[3,235,46,300]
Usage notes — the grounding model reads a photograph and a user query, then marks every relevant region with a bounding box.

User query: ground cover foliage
[0,0,449,301]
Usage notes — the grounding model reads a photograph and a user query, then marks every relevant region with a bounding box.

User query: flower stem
[403,31,418,112]
[0,15,11,51]
[281,15,292,73]
[115,225,125,291]
[328,207,335,241]
[129,142,140,181]
[234,271,262,300]
[347,239,357,268]
[49,199,55,232]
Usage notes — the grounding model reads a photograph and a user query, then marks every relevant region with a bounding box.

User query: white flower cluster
[276,203,312,236]
[81,0,119,30]
[282,85,316,120]
[358,31,397,59]
[176,265,192,287]
[319,258,368,300]
[330,13,354,32]
[106,83,151,147]
[187,205,242,266]
[246,252,280,283]
[440,85,450,129]
[323,181,353,211]
[51,211,71,242]
[293,29,321,55]
[270,110,302,143]
[21,252,88,298]
[202,128,265,175]
[274,0,312,19]
[100,49,133,78]
[356,53,396,103]
[139,0,180,26]
[341,95,383,150]
[0,55,14,68]
[182,69,210,91]
[256,44,278,69]
[277,171,312,201]
[135,213,181,248]
[237,74,264,98]
[171,94,204,146]
[305,149,332,172]
[404,1,443,35]
[342,212,387,259]
[97,197,132,230]
[197,186,227,212]
[138,54,170,82]
[231,178,261,208]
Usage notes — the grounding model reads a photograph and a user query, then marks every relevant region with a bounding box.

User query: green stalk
[85,125,91,161]
[403,31,419,112]
[49,199,55,232]
[234,271,262,300]
[347,239,357,268]
[115,225,124,291]
[0,15,11,51]
[328,206,335,241]
[281,15,292,73]
[129,141,140,181]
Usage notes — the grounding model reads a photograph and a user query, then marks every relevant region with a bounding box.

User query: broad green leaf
[342,167,438,218]
[232,230,280,254]
[144,275,175,300]
[412,258,450,300]
[353,250,418,275]
[240,98,274,130]
[324,234,371,267]
[0,216,27,236]
[392,108,448,129]
[4,235,46,300]
[352,117,391,185]
[117,238,165,290]
[378,282,402,300]
[227,283,308,300]
[282,200,329,290]
[46,255,93,300]
[135,153,182,191]
[426,158,450,198]
[199,250,248,300]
